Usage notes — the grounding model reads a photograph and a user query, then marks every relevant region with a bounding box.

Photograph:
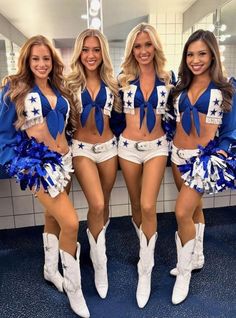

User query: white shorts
[171,144,201,165]
[118,134,169,164]
[71,136,118,163]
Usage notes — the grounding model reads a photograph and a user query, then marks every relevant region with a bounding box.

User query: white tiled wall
[149,12,184,76]
[223,44,236,78]
[0,167,235,230]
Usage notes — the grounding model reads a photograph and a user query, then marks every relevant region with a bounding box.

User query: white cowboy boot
[131,218,140,239]
[60,243,90,318]
[170,223,205,276]
[172,232,195,305]
[42,233,63,292]
[192,223,205,270]
[136,230,157,308]
[87,227,108,299]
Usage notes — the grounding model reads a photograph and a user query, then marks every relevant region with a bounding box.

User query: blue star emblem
[219,111,223,116]
[29,96,37,103]
[161,91,166,97]
[23,110,28,117]
[127,100,132,107]
[32,108,39,115]
[112,140,116,146]
[127,91,133,97]
[108,102,112,108]
[123,140,129,147]
[211,109,217,115]
[213,98,220,105]
[160,100,165,107]
[78,143,84,149]
[157,140,162,146]
[110,93,113,99]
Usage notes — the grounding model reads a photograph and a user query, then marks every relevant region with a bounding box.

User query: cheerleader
[170,29,236,305]
[67,29,122,300]
[0,35,90,317]
[118,23,173,308]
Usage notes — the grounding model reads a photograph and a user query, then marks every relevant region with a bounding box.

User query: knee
[62,218,79,237]
[88,200,104,218]
[141,202,156,220]
[175,205,189,223]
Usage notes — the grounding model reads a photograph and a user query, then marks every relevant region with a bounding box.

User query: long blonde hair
[119,23,171,89]
[67,28,121,112]
[1,35,76,130]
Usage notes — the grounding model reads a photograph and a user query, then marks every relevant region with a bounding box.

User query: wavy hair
[173,29,234,112]
[1,35,76,130]
[118,23,171,89]
[67,28,121,112]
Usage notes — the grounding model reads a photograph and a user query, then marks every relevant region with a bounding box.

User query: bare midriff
[26,120,69,155]
[73,110,113,143]
[122,108,164,141]
[173,112,219,149]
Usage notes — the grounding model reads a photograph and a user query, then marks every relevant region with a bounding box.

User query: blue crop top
[174,81,223,136]
[0,83,70,165]
[172,79,236,152]
[121,76,170,132]
[78,81,114,135]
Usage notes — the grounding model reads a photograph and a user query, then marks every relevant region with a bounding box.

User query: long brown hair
[1,35,77,130]
[173,29,234,112]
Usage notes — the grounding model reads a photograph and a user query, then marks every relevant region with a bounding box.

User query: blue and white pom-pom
[178,140,236,194]
[6,136,64,194]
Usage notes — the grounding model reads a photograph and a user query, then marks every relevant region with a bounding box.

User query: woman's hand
[216,149,228,158]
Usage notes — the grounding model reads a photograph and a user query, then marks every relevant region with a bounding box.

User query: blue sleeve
[218,78,236,152]
[109,109,126,138]
[0,86,19,165]
[162,88,176,140]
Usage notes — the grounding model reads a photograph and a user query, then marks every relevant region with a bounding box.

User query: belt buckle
[176,148,185,159]
[92,144,103,153]
[135,141,146,151]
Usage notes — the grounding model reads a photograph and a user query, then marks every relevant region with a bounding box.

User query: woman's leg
[172,164,204,225]
[172,184,203,305]
[37,189,79,256]
[43,179,72,237]
[135,156,167,308]
[141,156,167,240]
[73,156,109,299]
[73,156,105,239]
[97,156,118,226]
[37,189,89,317]
[119,157,142,228]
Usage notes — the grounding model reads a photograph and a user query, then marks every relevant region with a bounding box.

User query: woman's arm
[0,87,19,165]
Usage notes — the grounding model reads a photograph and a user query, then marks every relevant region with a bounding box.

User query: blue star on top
[123,140,129,147]
[112,140,116,146]
[127,100,132,107]
[161,91,166,97]
[23,110,28,117]
[108,102,112,108]
[213,98,220,105]
[160,100,165,107]
[78,143,84,149]
[219,111,223,116]
[211,109,217,115]
[32,108,40,116]
[127,91,133,97]
[109,93,113,99]
[157,140,162,146]
[29,96,37,103]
